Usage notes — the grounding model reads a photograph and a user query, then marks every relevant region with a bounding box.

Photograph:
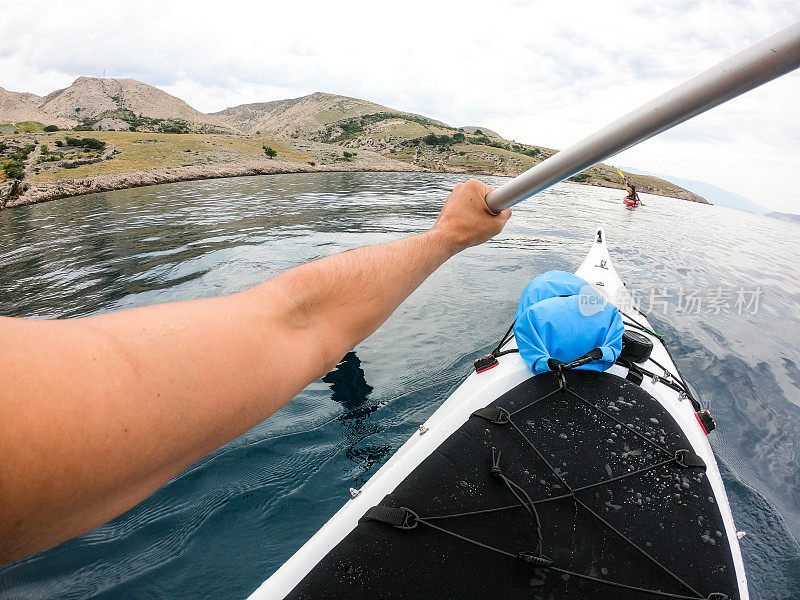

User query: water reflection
[323,351,374,411]
[323,351,389,484]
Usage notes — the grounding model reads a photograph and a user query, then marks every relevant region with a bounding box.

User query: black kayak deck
[285,370,739,600]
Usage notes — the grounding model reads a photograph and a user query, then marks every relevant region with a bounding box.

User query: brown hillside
[38,77,233,132]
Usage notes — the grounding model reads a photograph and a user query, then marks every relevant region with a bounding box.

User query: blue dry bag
[513,271,624,375]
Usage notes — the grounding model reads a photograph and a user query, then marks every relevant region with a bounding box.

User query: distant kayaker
[624,181,641,207]
[0,180,511,565]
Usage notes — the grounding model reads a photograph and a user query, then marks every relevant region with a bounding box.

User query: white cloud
[1,0,799,211]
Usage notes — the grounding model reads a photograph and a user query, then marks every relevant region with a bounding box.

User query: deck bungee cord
[363,358,719,599]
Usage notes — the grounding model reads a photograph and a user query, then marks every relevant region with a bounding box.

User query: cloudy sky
[2,1,799,212]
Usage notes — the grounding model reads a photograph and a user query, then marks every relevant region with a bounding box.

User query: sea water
[1,172,798,599]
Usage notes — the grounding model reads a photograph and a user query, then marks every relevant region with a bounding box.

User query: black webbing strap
[471,406,510,424]
[675,449,706,469]
[361,505,417,529]
[547,348,603,373]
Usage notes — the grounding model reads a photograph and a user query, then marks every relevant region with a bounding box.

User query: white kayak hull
[249,228,748,600]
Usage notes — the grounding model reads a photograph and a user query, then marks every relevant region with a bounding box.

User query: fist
[432,179,511,252]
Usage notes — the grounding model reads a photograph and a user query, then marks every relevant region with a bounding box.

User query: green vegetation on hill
[2,143,35,179]
[0,121,49,134]
[69,106,195,134]
[319,111,451,143]
[15,121,45,133]
[64,136,106,150]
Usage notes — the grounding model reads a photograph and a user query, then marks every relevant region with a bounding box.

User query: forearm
[257,228,459,371]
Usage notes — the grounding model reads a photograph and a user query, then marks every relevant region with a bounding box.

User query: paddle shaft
[485,22,800,213]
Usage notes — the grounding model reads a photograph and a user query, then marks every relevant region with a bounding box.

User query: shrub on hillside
[64,137,105,150]
[3,161,25,179]
[424,133,455,147]
[343,151,357,160]
[570,171,591,182]
[43,125,59,132]
[73,124,93,131]
[340,121,364,136]
[159,122,190,134]
[9,144,36,162]
[263,145,277,158]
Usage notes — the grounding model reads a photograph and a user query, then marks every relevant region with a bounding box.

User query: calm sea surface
[1,172,799,599]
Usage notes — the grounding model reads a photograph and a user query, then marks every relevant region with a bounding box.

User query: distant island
[0,77,708,209]
[766,211,800,225]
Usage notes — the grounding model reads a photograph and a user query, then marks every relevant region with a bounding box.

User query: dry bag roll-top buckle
[547,349,603,389]
[695,410,716,435]
[474,354,499,374]
[547,359,569,389]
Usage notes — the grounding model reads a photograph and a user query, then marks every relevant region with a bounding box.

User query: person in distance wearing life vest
[624,180,641,207]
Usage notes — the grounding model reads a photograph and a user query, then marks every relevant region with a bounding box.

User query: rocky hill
[460,126,502,138]
[212,92,447,137]
[42,77,234,133]
[211,92,391,136]
[2,78,234,133]
[0,87,76,129]
[766,211,800,224]
[1,78,708,205]
[214,92,705,202]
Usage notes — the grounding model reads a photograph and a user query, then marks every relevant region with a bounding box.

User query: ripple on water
[0,172,798,599]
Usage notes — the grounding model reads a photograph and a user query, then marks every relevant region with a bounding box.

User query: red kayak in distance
[623,196,639,209]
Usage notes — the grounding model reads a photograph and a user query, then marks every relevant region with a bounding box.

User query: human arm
[0,179,510,564]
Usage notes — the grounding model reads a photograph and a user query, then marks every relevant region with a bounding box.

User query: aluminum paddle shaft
[485,22,800,213]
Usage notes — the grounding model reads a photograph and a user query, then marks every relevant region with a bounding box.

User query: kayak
[249,228,748,600]
[623,197,638,208]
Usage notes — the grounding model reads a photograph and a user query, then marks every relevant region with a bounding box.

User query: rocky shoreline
[2,157,711,210]
[2,156,425,209]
